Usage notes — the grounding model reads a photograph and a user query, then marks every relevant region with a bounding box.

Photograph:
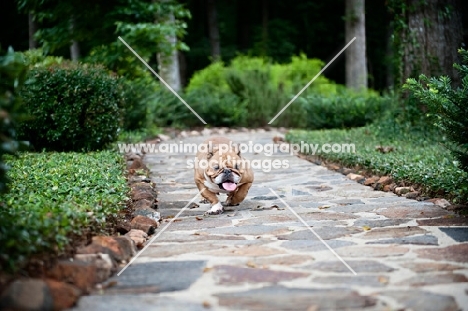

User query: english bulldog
[194,137,254,215]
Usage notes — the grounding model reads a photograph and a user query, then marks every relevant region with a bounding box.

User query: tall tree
[206,0,220,61]
[69,16,80,61]
[392,0,463,85]
[155,1,182,91]
[345,0,368,91]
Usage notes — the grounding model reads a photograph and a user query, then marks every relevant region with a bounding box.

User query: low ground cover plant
[287,123,468,203]
[0,151,128,271]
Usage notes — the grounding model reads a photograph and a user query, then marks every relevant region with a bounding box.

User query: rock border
[298,153,467,212]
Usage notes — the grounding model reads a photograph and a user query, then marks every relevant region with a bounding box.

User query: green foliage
[120,76,160,131]
[187,86,245,126]
[85,43,151,79]
[269,54,333,95]
[19,62,123,151]
[117,126,161,144]
[287,124,468,203]
[302,91,392,129]
[185,61,228,93]
[19,48,64,68]
[0,151,127,271]
[0,48,28,194]
[17,0,190,58]
[225,68,287,127]
[184,54,390,128]
[146,86,245,129]
[84,0,190,79]
[115,0,191,59]
[83,46,163,133]
[403,48,468,173]
[140,87,190,128]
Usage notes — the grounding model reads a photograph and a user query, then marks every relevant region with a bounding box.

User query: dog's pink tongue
[223,182,237,191]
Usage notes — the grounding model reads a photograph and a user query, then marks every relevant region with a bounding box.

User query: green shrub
[225,68,290,127]
[18,62,123,151]
[270,54,335,95]
[187,86,246,126]
[185,61,228,93]
[86,44,164,132]
[184,54,388,128]
[85,43,151,80]
[120,76,160,131]
[19,48,64,68]
[404,48,468,173]
[0,151,127,271]
[185,55,316,127]
[0,48,28,193]
[146,88,204,128]
[302,90,393,129]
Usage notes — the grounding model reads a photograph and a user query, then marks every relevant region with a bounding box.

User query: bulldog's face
[206,150,245,192]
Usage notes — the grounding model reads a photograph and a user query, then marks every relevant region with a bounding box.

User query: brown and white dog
[194,137,254,215]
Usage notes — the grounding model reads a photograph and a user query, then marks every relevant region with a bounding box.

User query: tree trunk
[69,17,80,61]
[400,0,463,85]
[157,11,182,92]
[345,0,368,91]
[70,41,80,61]
[206,0,221,61]
[179,51,187,87]
[28,13,38,49]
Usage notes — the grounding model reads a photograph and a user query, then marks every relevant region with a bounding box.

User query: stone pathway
[73,131,468,311]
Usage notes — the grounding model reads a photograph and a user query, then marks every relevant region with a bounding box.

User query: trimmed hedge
[19,62,123,151]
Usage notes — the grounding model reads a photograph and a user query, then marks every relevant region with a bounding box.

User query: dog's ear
[231,143,241,156]
[207,142,219,159]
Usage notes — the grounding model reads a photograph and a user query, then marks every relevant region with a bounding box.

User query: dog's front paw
[199,198,210,204]
[204,202,224,215]
[204,209,224,215]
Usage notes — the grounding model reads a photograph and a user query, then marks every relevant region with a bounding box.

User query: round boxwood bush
[19,62,123,151]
